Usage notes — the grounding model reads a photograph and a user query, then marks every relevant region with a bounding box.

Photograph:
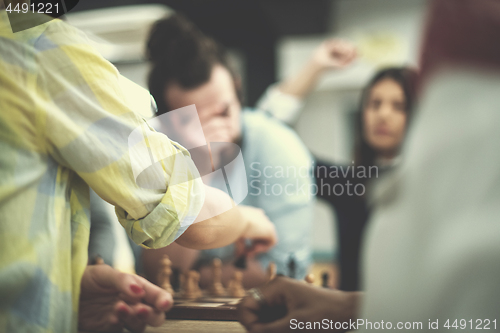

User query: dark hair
[146,14,241,115]
[353,67,418,170]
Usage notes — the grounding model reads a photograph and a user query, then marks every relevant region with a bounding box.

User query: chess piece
[193,271,203,298]
[179,272,185,294]
[233,254,247,270]
[287,254,296,279]
[94,256,105,265]
[304,273,315,285]
[181,270,202,299]
[209,258,226,296]
[172,268,181,292]
[321,272,330,288]
[157,255,174,295]
[266,262,277,283]
[234,239,248,269]
[228,271,246,297]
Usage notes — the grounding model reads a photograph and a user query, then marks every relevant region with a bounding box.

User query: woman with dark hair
[353,67,417,169]
[316,66,418,291]
[240,1,500,330]
[260,44,417,291]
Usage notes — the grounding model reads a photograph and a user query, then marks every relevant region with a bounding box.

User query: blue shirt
[200,110,314,278]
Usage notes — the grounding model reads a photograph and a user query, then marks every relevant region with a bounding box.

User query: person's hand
[199,103,241,168]
[78,264,173,333]
[175,111,233,150]
[310,39,357,71]
[277,38,357,100]
[238,276,361,333]
[201,116,233,146]
[203,116,233,170]
[239,205,278,256]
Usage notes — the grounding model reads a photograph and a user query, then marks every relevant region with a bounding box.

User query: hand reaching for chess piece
[238,205,278,257]
[79,264,173,333]
[238,276,362,333]
[176,199,277,253]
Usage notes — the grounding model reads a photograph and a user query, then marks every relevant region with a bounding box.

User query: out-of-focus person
[238,0,500,331]
[260,36,417,291]
[141,14,314,288]
[0,8,276,332]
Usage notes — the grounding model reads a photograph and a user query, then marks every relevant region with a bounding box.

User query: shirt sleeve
[255,84,304,125]
[35,19,204,249]
[245,113,314,278]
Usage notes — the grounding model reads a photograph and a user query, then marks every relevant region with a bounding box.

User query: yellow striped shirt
[0,11,204,332]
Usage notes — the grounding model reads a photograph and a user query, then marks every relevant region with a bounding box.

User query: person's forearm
[346,291,363,320]
[175,185,249,250]
[278,60,325,99]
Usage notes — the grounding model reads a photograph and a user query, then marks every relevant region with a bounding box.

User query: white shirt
[359,68,500,331]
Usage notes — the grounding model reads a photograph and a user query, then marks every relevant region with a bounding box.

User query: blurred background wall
[67,0,427,263]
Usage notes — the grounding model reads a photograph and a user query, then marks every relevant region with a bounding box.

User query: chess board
[167,292,244,321]
[158,255,321,321]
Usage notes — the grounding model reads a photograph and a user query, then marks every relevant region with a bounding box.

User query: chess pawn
[266,262,277,283]
[182,270,202,299]
[157,255,174,295]
[228,271,246,298]
[94,256,105,265]
[209,258,226,297]
[304,273,315,285]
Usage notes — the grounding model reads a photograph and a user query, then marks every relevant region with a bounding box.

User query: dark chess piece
[321,272,330,288]
[234,254,247,270]
[287,254,297,279]
[171,268,181,292]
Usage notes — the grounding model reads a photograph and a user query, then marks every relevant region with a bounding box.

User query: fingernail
[161,300,171,309]
[117,306,129,316]
[130,284,143,294]
[137,309,149,320]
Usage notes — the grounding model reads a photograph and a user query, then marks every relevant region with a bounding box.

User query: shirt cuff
[256,84,304,125]
[116,150,205,249]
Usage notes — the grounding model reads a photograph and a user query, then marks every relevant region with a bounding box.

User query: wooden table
[144,320,246,333]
